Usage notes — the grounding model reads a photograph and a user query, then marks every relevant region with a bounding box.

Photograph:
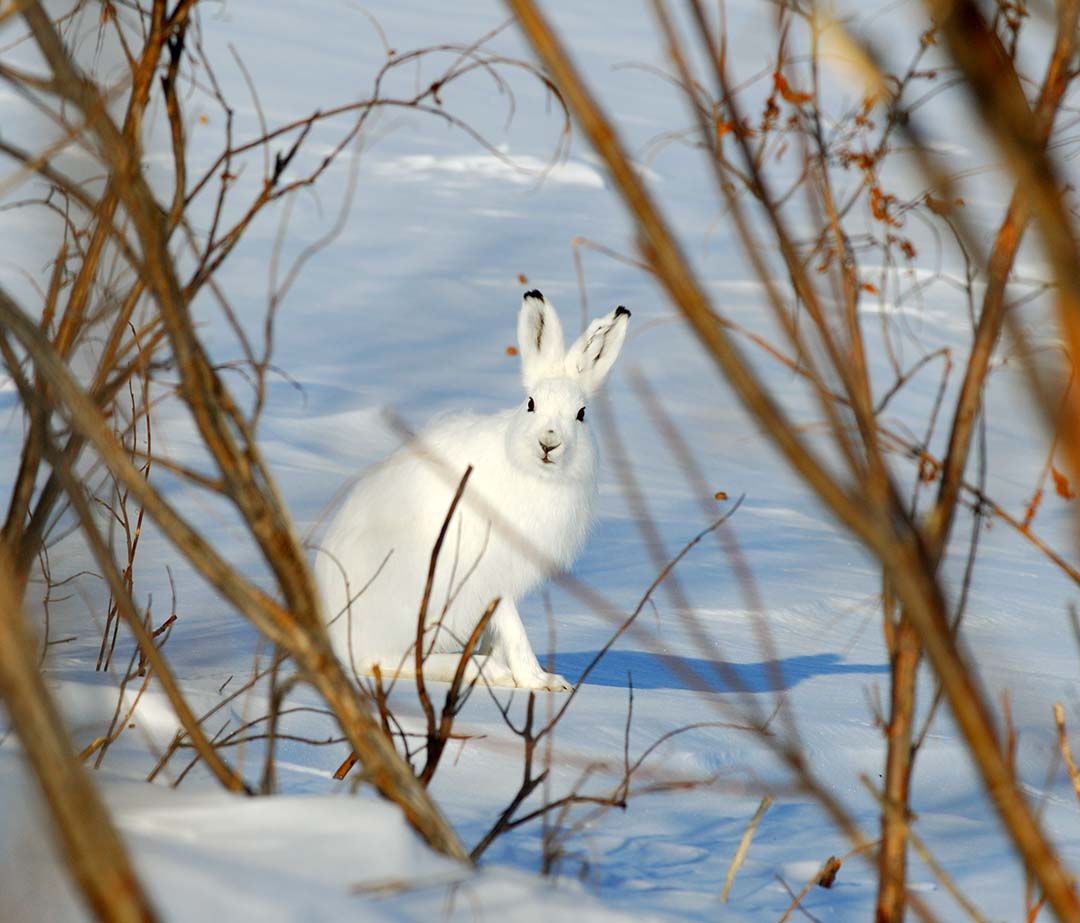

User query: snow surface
[3,1,1080,921]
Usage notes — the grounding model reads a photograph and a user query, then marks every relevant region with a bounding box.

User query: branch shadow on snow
[552,650,888,693]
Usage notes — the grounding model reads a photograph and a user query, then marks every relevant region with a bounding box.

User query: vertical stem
[876,7,1078,914]
[877,616,919,922]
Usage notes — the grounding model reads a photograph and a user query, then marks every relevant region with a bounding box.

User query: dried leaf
[761,95,780,130]
[714,491,728,501]
[505,345,518,356]
[925,193,951,216]
[870,186,900,226]
[856,94,879,126]
[1023,487,1044,529]
[517,273,528,285]
[1052,466,1075,500]
[773,71,813,105]
[735,119,758,140]
[861,282,878,295]
[817,856,842,889]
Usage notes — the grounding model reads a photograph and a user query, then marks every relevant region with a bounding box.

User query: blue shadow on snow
[552,650,888,693]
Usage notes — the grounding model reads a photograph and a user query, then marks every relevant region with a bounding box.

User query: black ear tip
[615,305,631,319]
[524,289,545,302]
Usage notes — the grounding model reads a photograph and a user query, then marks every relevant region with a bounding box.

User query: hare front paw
[525,671,572,693]
[546,672,573,692]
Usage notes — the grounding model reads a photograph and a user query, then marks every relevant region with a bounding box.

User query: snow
[2,0,1080,921]
[372,151,606,188]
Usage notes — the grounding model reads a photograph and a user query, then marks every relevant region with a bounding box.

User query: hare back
[316,413,595,666]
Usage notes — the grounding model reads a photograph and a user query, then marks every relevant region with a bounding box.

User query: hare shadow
[552,650,888,693]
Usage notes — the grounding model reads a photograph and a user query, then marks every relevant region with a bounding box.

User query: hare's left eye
[576,407,586,422]
[527,397,535,412]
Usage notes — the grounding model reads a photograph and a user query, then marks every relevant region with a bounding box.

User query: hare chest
[416,457,593,653]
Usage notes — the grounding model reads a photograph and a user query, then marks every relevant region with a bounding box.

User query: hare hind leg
[381,653,517,688]
[412,651,572,692]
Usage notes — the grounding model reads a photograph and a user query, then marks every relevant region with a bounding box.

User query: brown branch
[414,466,474,744]
[419,597,499,787]
[469,693,545,860]
[1053,704,1080,808]
[928,0,1080,522]
[929,0,1080,557]
[15,4,468,862]
[0,326,249,792]
[0,547,158,923]
[0,279,467,861]
[503,2,1080,918]
[1,1,194,559]
[875,3,1080,915]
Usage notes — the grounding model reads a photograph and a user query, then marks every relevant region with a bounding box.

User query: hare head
[505,290,630,481]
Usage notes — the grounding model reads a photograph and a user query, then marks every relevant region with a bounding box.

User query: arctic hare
[315,290,629,691]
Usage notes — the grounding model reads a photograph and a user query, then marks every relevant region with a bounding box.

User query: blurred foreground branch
[1,0,478,864]
[504,0,1080,918]
[0,549,157,923]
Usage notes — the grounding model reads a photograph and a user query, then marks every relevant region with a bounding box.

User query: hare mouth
[539,440,561,466]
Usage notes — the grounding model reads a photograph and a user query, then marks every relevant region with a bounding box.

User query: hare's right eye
[527,397,535,412]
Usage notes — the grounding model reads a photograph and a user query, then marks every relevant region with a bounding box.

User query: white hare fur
[315,290,629,692]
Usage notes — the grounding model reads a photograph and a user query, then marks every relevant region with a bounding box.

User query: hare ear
[517,290,566,389]
[565,306,630,395]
